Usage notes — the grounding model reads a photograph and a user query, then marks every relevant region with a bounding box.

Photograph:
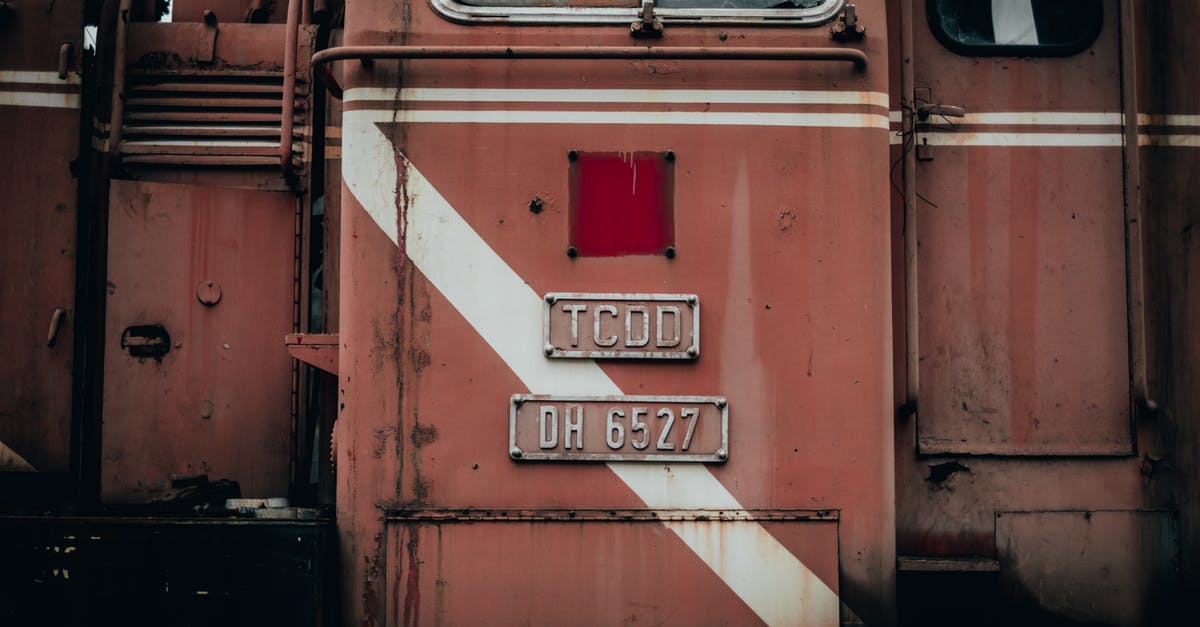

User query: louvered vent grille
[120,71,305,169]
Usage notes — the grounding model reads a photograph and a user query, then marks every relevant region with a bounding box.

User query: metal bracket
[630,1,663,39]
[830,4,866,42]
[198,10,218,64]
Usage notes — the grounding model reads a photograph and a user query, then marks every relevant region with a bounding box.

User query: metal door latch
[914,87,966,160]
[631,1,664,39]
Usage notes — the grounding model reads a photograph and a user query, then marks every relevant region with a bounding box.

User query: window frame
[430,0,846,27]
[925,0,1104,58]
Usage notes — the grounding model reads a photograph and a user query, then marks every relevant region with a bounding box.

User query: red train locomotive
[1,1,1196,625]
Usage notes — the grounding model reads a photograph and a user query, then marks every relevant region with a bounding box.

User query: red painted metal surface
[101,181,297,502]
[569,151,674,257]
[1,0,1198,624]
[0,0,83,474]
[332,3,893,624]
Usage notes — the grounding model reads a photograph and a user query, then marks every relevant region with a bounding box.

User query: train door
[0,1,84,488]
[331,1,894,624]
[897,1,1177,623]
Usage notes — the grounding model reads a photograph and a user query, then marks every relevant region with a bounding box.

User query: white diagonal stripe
[344,108,839,627]
[992,0,1040,46]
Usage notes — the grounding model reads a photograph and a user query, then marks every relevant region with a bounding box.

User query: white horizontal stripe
[0,91,80,109]
[347,86,888,107]
[0,70,81,86]
[344,108,839,626]
[1140,134,1200,148]
[920,132,1121,147]
[889,110,902,123]
[1138,113,1200,127]
[959,111,1121,125]
[377,108,889,129]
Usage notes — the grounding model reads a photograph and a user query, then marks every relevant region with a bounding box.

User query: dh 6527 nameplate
[509,395,728,463]
[543,293,699,359]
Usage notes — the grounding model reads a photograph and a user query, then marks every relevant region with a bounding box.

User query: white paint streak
[344,108,839,626]
[959,111,1120,125]
[1138,113,1200,127]
[992,0,1040,46]
[0,91,81,109]
[347,86,889,107]
[350,108,889,130]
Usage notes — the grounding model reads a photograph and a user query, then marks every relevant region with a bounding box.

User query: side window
[927,0,1103,56]
[435,0,844,26]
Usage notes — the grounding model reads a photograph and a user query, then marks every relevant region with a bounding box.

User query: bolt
[715,397,727,409]
[544,344,555,356]
[664,246,676,259]
[529,197,544,214]
[715,448,728,461]
[510,447,523,459]
[664,150,676,162]
[687,346,699,358]
[545,293,557,304]
[566,246,579,258]
[511,394,524,406]
[567,150,579,162]
[686,294,698,306]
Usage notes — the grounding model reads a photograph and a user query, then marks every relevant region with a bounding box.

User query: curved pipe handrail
[280,0,301,182]
[311,45,868,100]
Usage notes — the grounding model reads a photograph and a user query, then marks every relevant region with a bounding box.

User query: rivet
[715,397,727,409]
[664,150,676,162]
[715,448,728,461]
[567,150,579,161]
[510,447,523,459]
[664,246,676,259]
[687,346,699,358]
[545,294,557,304]
[544,344,555,356]
[529,197,544,214]
[566,246,579,258]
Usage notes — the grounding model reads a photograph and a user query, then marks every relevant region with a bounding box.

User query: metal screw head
[544,343,555,356]
[566,246,579,258]
[664,150,676,162]
[664,246,676,259]
[567,150,579,161]
[686,294,698,306]
[529,197,544,214]
[715,397,727,409]
[686,346,699,358]
[510,447,524,459]
[715,448,728,461]
[545,293,557,305]
[511,394,525,406]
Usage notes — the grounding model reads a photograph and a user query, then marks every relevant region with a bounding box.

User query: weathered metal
[509,394,728,462]
[542,293,699,360]
[312,44,869,99]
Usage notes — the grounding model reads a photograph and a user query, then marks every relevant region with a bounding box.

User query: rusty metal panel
[912,0,1131,455]
[509,395,728,462]
[384,517,838,627]
[0,0,83,474]
[102,180,296,502]
[996,510,1180,625]
[543,293,699,360]
[330,1,896,624]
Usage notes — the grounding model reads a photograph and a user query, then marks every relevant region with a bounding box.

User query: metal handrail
[310,45,868,100]
[280,0,301,182]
